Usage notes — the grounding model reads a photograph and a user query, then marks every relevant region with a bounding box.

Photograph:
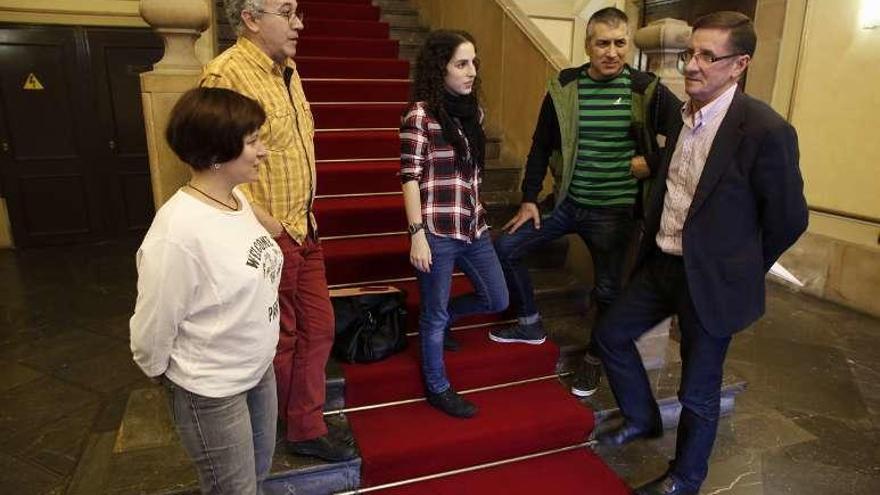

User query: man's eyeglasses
[255,8,304,23]
[677,49,744,72]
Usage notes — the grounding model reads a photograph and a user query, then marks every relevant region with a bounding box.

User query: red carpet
[349,379,594,486]
[297,37,400,59]
[311,102,406,129]
[298,0,629,491]
[341,325,559,407]
[378,448,631,495]
[314,129,399,160]
[297,56,410,79]
[303,80,410,103]
[314,193,404,236]
[316,160,401,196]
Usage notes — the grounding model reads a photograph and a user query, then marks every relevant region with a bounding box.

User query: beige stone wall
[763,0,880,317]
[746,0,787,104]
[785,0,880,222]
[410,0,568,170]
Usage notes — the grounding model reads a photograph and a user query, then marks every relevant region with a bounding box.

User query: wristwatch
[408,223,425,236]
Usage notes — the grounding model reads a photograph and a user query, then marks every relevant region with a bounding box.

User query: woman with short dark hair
[130,87,283,495]
[400,30,509,419]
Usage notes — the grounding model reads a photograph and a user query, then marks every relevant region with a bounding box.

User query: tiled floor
[0,240,878,494]
[595,286,880,494]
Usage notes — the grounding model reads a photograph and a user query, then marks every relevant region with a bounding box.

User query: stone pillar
[139,0,210,208]
[634,18,691,101]
[630,18,693,370]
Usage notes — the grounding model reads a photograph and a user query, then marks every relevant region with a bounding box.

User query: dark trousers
[274,232,335,442]
[494,198,635,354]
[594,250,731,492]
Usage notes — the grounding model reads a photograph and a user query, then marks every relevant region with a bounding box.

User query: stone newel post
[623,19,693,366]
[139,0,211,208]
[634,18,692,101]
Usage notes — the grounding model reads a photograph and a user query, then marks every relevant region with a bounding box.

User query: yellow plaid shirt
[200,37,316,243]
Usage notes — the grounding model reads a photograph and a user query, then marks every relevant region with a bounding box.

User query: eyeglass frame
[254,7,304,23]
[676,49,745,72]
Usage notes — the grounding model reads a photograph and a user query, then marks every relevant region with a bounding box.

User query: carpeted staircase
[293,1,631,493]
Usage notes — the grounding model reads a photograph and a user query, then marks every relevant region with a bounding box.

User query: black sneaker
[287,434,357,462]
[426,388,477,418]
[570,359,602,397]
[489,322,546,345]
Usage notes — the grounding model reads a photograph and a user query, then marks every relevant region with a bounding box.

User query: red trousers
[274,233,334,442]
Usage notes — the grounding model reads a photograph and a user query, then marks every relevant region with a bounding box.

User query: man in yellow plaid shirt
[200,0,355,462]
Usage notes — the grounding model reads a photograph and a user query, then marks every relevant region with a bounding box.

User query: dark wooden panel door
[0,25,104,246]
[86,28,162,235]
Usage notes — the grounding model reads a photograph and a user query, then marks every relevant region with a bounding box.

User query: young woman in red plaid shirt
[400,30,509,419]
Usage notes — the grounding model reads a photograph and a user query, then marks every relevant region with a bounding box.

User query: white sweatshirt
[130,190,283,398]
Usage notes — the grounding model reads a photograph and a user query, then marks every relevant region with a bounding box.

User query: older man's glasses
[677,49,743,73]
[256,8,304,23]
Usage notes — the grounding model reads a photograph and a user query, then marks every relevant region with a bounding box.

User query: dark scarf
[440,92,486,172]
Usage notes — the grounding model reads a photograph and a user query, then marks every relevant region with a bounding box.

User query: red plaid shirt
[400,102,488,242]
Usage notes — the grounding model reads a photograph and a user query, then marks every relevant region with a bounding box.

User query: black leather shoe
[634,474,698,495]
[328,422,355,447]
[426,388,477,418]
[596,421,662,446]
[287,435,357,462]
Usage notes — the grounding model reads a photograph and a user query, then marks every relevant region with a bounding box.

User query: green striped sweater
[569,68,637,207]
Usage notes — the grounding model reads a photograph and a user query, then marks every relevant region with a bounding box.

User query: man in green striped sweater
[490,7,680,397]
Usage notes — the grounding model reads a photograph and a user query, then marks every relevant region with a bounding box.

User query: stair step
[322,233,410,285]
[300,0,372,4]
[302,18,389,38]
[302,78,410,102]
[316,159,401,195]
[481,167,521,193]
[362,447,629,495]
[341,325,559,408]
[297,55,410,79]
[372,0,417,11]
[389,26,429,45]
[380,11,421,28]
[312,102,406,129]
[296,36,399,59]
[315,193,405,237]
[332,276,509,332]
[314,129,398,160]
[299,1,380,21]
[349,378,594,487]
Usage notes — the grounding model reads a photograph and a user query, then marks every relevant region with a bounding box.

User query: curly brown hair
[410,29,483,161]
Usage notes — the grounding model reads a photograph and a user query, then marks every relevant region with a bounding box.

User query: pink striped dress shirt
[656,84,738,255]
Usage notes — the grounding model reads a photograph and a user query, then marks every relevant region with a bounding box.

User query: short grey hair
[224,0,266,35]
[586,7,629,41]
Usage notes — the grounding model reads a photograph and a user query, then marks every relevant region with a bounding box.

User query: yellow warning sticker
[23,73,44,90]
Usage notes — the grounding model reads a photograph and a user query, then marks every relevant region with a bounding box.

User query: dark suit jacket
[638,90,808,337]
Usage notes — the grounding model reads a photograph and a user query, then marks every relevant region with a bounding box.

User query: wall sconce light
[861,0,880,29]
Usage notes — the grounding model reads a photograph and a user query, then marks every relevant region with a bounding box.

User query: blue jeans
[417,233,509,394]
[166,366,278,495]
[594,251,731,492]
[494,198,635,353]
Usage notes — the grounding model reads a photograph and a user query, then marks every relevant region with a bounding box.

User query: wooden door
[0,25,162,247]
[87,28,162,236]
[0,25,103,246]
